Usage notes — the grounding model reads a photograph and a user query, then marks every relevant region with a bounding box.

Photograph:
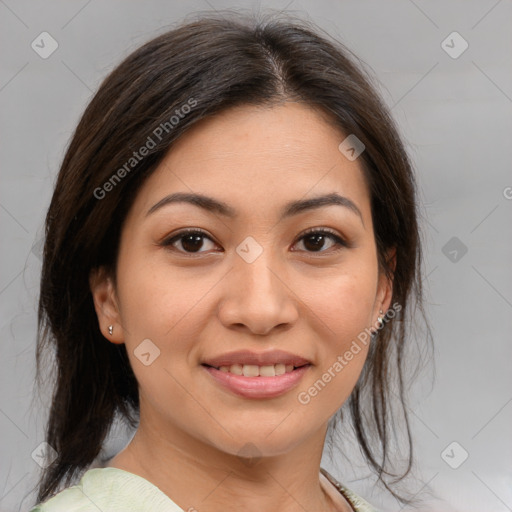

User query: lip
[203,364,311,399]
[201,349,311,368]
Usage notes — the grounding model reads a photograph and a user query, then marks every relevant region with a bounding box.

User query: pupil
[304,234,324,252]
[182,234,203,252]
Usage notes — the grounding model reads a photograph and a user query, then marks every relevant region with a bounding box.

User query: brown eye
[293,229,347,253]
[162,229,219,254]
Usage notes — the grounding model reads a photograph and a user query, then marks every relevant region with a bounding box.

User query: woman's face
[92,101,393,460]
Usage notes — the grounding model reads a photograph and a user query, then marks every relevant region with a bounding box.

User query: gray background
[1,0,511,511]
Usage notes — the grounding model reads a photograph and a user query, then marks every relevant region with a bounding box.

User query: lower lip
[202,364,311,399]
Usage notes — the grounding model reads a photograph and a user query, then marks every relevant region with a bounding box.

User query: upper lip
[202,350,311,368]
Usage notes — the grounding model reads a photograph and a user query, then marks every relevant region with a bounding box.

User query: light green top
[30,467,376,512]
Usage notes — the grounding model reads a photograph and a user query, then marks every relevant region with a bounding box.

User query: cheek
[115,251,216,338]
[293,273,375,417]
[114,256,214,404]
[303,268,377,343]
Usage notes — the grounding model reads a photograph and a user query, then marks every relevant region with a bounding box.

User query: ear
[374,247,396,319]
[89,266,124,344]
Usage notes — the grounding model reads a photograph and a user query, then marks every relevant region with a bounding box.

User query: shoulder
[320,467,377,512]
[29,483,91,512]
[29,467,184,512]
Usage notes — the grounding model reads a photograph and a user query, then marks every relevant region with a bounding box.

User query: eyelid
[297,226,345,240]
[160,228,220,248]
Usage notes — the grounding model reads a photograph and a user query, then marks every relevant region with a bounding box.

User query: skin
[90,101,394,512]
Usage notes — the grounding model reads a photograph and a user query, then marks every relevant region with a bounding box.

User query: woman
[30,12,430,512]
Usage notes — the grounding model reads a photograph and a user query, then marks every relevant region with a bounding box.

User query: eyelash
[160,227,348,256]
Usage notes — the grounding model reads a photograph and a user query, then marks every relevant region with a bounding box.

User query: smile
[202,363,311,399]
[204,363,303,376]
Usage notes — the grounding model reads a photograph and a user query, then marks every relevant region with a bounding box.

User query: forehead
[131,102,372,223]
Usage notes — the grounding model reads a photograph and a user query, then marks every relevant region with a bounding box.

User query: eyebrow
[146,192,364,225]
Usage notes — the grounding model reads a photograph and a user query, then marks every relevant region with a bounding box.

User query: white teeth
[229,363,243,375]
[242,365,259,377]
[215,363,301,376]
[275,363,286,376]
[259,365,276,377]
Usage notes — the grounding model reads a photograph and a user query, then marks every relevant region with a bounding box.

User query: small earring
[108,325,113,335]
[377,309,384,329]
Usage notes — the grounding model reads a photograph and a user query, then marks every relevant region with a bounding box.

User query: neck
[106,417,351,512]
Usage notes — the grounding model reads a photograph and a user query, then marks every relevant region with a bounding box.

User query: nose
[217,248,299,336]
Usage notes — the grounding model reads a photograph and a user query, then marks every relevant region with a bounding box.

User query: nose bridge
[218,236,298,333]
[235,238,282,299]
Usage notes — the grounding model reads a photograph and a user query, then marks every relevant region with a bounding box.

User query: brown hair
[35,12,431,505]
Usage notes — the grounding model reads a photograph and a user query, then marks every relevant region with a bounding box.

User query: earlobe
[89,267,124,344]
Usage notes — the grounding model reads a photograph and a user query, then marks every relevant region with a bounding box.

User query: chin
[206,424,309,461]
